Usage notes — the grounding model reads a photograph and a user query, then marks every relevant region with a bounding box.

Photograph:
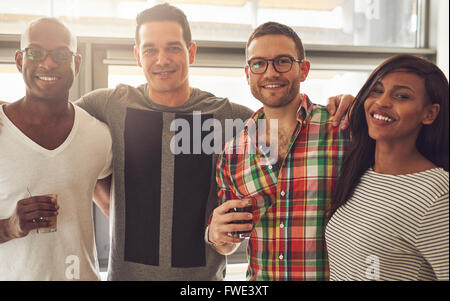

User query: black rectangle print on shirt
[124,108,163,266]
[171,113,213,267]
[124,110,213,267]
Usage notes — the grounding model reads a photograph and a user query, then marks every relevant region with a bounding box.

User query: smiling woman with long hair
[325,54,449,281]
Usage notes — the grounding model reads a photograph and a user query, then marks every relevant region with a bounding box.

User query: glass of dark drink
[228,205,253,239]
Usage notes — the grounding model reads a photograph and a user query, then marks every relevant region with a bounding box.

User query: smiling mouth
[262,83,286,89]
[36,75,59,82]
[371,113,395,123]
[152,70,176,76]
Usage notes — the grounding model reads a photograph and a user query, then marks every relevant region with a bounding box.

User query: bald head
[21,17,77,53]
[16,17,82,102]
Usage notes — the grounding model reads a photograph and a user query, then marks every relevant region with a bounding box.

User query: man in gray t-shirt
[77,84,251,280]
[76,4,252,280]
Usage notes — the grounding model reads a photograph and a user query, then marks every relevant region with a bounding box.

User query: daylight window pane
[1,0,419,48]
[0,64,26,102]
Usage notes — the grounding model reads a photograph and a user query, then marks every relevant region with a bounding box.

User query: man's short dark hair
[135,3,192,47]
[246,22,305,60]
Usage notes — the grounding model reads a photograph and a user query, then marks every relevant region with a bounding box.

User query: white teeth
[373,113,393,122]
[38,76,57,81]
[155,71,174,75]
[264,84,281,88]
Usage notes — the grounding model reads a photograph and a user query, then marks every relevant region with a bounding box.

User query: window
[303,69,370,104]
[108,65,145,88]
[1,0,423,47]
[0,64,25,101]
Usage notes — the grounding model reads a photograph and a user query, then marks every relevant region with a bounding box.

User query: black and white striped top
[325,168,449,281]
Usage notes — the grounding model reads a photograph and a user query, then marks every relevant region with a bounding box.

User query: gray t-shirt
[76,84,253,280]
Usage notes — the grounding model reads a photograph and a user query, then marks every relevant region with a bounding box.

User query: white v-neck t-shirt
[0,104,112,281]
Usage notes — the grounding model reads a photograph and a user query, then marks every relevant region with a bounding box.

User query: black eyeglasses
[21,47,76,64]
[247,55,303,74]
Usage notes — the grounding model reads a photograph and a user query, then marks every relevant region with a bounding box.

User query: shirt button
[280,191,286,197]
[268,165,273,170]
[280,223,284,229]
[279,254,284,260]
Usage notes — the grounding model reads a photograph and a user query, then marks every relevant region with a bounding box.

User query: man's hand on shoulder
[326,94,355,130]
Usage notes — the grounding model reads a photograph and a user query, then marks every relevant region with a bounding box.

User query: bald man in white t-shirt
[0,17,112,280]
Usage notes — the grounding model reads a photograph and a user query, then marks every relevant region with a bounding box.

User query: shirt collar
[296,94,313,123]
[245,93,313,131]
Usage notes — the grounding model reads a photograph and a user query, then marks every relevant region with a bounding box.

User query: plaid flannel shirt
[216,94,350,281]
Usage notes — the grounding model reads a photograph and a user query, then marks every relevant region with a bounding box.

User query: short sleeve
[98,126,113,179]
[74,88,112,123]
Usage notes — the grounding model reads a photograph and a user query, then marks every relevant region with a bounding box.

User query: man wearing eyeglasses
[0,17,112,280]
[207,22,351,281]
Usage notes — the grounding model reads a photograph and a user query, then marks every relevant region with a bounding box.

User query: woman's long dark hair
[331,54,449,216]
